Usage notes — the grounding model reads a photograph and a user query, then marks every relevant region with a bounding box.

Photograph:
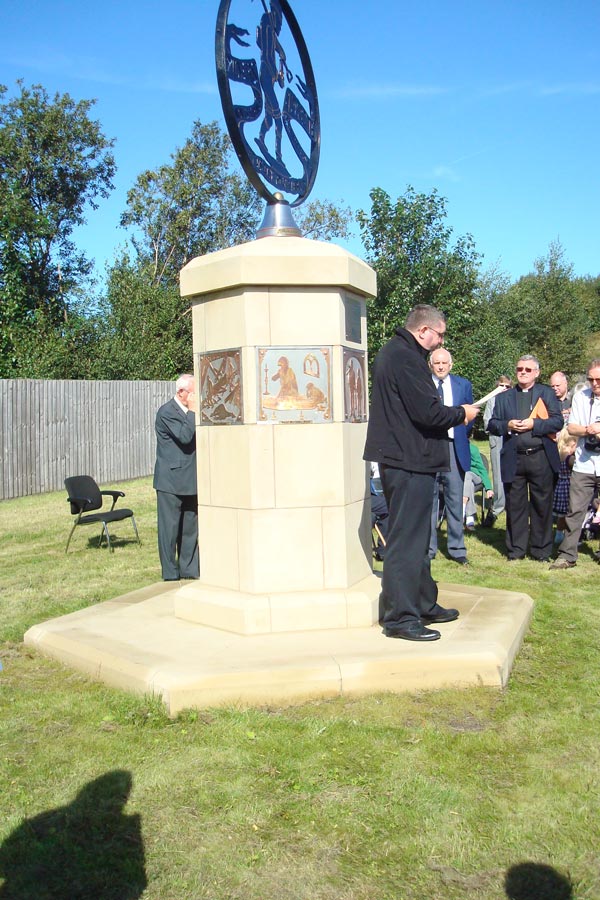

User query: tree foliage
[4,79,597,386]
[357,186,482,366]
[295,198,353,242]
[97,253,192,380]
[120,118,354,291]
[0,81,115,375]
[120,120,262,287]
[490,241,588,379]
[105,118,354,378]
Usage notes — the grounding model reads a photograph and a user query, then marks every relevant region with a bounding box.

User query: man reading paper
[488,355,563,561]
[364,305,479,641]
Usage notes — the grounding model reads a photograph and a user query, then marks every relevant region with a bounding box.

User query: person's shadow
[0,770,146,899]
[505,862,573,899]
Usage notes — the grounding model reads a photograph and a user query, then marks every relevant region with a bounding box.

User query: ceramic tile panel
[257,346,332,424]
[198,348,243,425]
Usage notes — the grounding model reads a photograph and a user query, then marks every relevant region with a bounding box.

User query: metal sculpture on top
[215,0,320,236]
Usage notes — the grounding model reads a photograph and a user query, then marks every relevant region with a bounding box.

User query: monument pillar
[174,235,381,634]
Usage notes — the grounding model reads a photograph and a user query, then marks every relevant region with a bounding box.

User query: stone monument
[23,0,534,713]
[175,0,381,634]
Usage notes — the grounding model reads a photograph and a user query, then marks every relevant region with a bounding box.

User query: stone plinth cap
[180,236,376,300]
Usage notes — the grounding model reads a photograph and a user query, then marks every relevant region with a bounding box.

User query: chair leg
[373,522,386,547]
[65,522,78,553]
[131,515,141,547]
[101,522,113,552]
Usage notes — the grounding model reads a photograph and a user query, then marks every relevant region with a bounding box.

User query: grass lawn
[1,471,599,899]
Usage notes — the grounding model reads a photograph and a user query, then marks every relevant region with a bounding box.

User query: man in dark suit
[428,348,473,564]
[488,355,563,561]
[363,304,479,642]
[153,374,199,581]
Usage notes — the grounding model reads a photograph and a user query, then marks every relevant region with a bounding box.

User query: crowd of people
[151,322,600,641]
[365,303,600,642]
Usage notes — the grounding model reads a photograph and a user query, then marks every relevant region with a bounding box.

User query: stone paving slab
[24,581,533,716]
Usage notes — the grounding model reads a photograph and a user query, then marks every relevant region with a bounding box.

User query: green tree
[96,253,192,380]
[357,186,481,366]
[120,120,262,287]
[107,119,353,378]
[120,118,353,289]
[295,198,353,242]
[460,264,520,402]
[492,241,588,379]
[7,306,105,379]
[0,81,115,375]
[573,275,600,360]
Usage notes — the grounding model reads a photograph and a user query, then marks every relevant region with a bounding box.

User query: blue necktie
[437,379,445,402]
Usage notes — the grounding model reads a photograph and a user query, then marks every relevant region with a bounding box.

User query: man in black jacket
[488,355,563,561]
[364,305,479,641]
[153,373,199,581]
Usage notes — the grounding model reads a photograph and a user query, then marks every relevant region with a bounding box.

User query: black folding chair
[64,475,140,553]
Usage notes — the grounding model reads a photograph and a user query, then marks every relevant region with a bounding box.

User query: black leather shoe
[453,557,469,566]
[383,622,441,641]
[422,605,460,624]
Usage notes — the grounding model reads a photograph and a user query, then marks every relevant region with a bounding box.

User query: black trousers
[379,465,438,630]
[156,490,199,580]
[504,450,555,560]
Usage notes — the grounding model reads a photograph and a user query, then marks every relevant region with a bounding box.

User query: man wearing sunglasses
[550,359,600,570]
[488,355,563,561]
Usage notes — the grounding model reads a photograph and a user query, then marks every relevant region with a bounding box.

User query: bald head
[429,348,453,380]
[549,371,568,400]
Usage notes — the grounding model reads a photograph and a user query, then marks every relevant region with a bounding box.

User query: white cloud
[478,81,600,98]
[2,50,216,94]
[328,83,450,100]
[538,82,600,96]
[432,165,460,182]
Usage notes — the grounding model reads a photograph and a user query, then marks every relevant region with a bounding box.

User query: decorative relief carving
[198,349,243,425]
[258,346,331,423]
[343,348,367,423]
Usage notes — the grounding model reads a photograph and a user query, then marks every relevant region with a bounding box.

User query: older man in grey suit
[153,373,199,581]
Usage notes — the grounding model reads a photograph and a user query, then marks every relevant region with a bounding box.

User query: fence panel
[0,380,174,500]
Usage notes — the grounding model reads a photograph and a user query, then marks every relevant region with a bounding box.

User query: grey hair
[517,354,540,370]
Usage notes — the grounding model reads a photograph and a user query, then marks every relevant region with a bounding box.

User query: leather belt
[517,446,544,455]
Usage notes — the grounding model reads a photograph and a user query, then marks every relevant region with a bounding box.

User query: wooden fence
[0,380,174,500]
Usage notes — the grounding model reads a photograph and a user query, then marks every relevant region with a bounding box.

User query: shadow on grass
[0,770,146,899]
[505,861,573,899]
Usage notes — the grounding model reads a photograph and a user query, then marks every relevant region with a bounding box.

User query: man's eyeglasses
[426,326,446,341]
[588,377,600,383]
[516,366,535,373]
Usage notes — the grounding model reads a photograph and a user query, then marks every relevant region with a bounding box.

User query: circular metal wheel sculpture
[215,0,320,219]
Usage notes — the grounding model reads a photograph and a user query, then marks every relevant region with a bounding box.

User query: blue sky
[2,0,599,282]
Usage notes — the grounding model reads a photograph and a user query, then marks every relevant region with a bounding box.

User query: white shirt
[433,375,455,439]
[568,387,600,475]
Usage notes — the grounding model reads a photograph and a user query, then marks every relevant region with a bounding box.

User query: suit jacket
[153,398,197,495]
[445,374,473,473]
[487,383,562,483]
